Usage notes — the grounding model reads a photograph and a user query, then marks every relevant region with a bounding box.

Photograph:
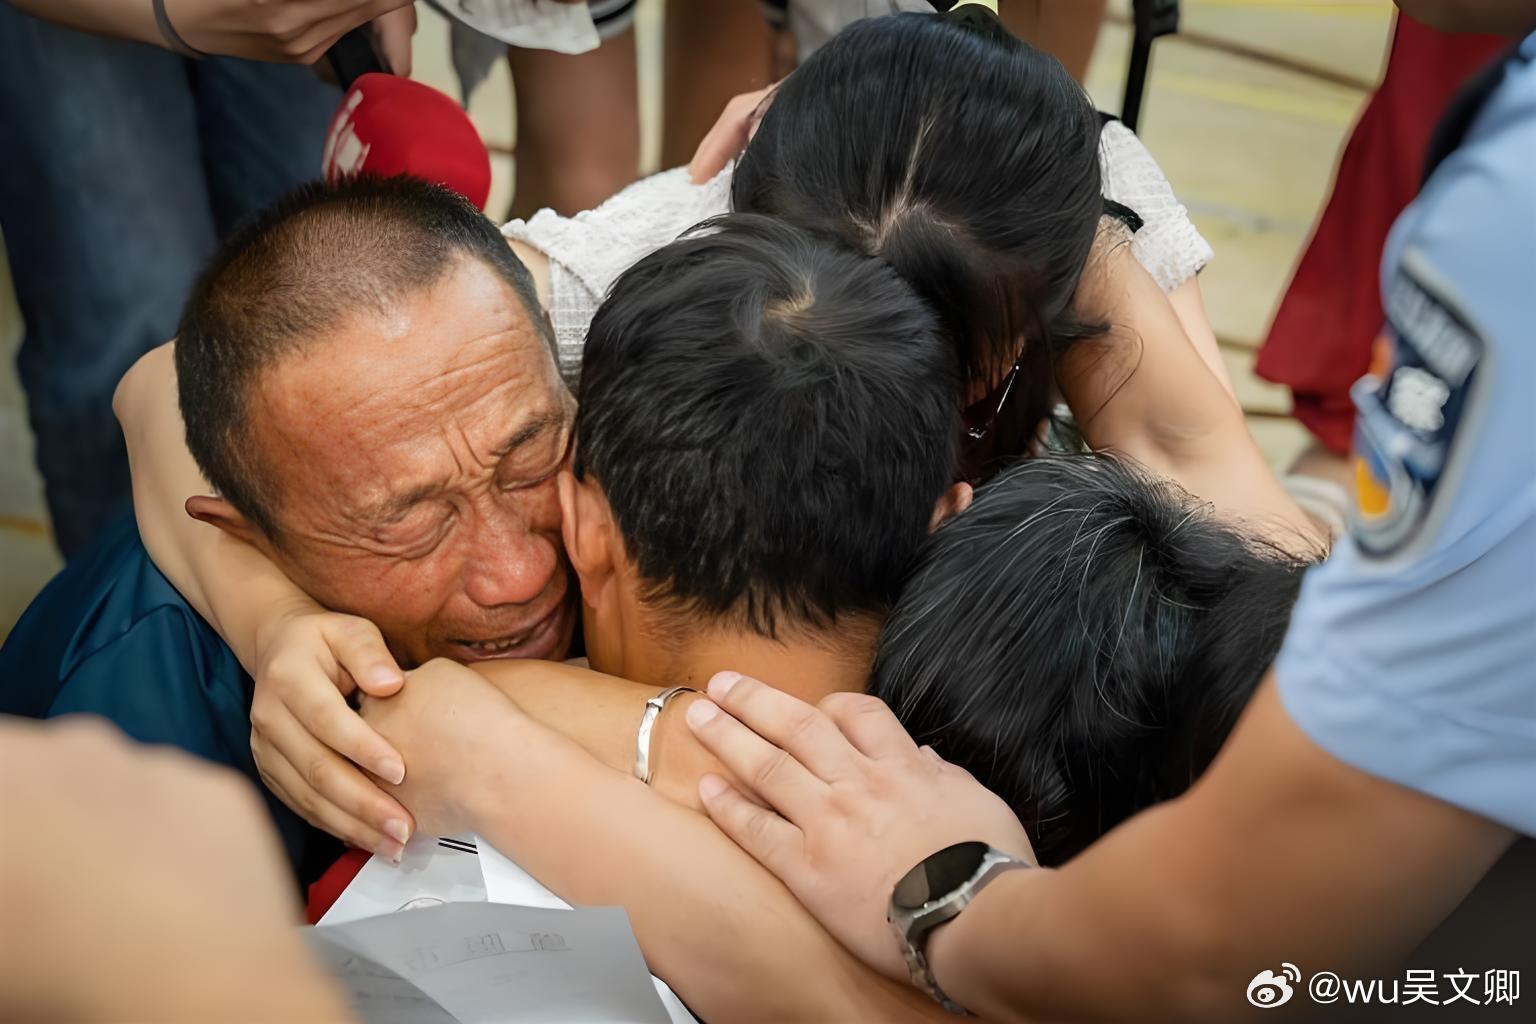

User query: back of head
[175,175,548,539]
[575,213,961,639]
[733,10,1105,450]
[871,454,1309,864]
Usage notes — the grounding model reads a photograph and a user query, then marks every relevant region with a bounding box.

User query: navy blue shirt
[0,513,330,878]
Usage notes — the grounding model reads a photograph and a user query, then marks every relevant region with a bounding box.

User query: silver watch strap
[153,0,206,58]
[633,686,698,785]
[900,942,972,1016]
[891,846,1033,1016]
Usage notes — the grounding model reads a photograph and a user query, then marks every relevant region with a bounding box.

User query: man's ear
[929,482,974,532]
[557,469,619,607]
[184,495,268,550]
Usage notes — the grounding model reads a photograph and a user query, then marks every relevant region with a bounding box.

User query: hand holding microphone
[7,0,414,62]
[155,0,416,65]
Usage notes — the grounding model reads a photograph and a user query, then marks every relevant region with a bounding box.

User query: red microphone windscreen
[323,73,492,211]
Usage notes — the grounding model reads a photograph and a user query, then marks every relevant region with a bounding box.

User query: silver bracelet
[633,686,699,785]
[153,0,206,59]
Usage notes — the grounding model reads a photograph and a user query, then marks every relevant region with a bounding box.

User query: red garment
[307,848,370,924]
[1256,16,1504,454]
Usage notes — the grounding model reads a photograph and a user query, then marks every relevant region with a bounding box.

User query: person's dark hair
[175,175,552,539]
[733,9,1106,468]
[871,454,1311,865]
[575,213,962,639]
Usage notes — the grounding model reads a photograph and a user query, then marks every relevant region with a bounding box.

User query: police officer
[677,2,1536,1018]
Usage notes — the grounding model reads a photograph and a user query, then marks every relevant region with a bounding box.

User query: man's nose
[461,504,559,609]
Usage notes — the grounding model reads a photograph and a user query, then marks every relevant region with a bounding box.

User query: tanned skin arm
[362,660,949,1024]
[470,744,948,1023]
[1062,240,1322,554]
[115,343,320,659]
[1166,275,1237,402]
[114,343,726,819]
[924,675,1513,1022]
[117,348,918,1017]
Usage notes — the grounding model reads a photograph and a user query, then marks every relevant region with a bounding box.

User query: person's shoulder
[2,515,232,695]
[501,166,733,300]
[1417,40,1536,222]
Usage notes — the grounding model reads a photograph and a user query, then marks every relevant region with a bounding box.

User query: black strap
[327,26,389,89]
[1103,199,1144,233]
[1422,40,1528,185]
[1097,112,1146,233]
[152,0,205,59]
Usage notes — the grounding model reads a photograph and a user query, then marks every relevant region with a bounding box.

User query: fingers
[252,710,413,860]
[817,691,920,761]
[370,4,417,77]
[696,773,806,882]
[684,696,829,825]
[687,86,773,184]
[702,672,862,781]
[323,617,405,699]
[286,671,405,784]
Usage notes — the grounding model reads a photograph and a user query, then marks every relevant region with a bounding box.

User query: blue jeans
[0,8,338,556]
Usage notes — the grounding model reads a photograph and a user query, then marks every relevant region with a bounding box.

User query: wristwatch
[887,841,1032,1015]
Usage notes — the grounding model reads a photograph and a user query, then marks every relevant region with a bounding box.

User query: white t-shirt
[505,121,1213,387]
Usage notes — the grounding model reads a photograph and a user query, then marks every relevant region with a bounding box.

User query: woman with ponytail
[498,5,1311,543]
[97,12,1318,1017]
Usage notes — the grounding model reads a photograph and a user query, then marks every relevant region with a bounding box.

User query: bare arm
[926,677,1513,1022]
[114,345,724,841]
[362,661,947,1024]
[115,343,316,667]
[1062,242,1321,553]
[679,673,1514,1023]
[1166,275,1237,402]
[473,752,944,1022]
[468,659,728,810]
[8,0,413,65]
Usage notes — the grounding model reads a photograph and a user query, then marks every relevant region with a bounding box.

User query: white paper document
[312,901,672,1024]
[476,839,698,1024]
[321,834,487,925]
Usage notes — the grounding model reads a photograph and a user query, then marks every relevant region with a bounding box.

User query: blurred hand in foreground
[0,716,351,1022]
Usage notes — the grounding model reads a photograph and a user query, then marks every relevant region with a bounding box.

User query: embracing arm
[115,347,722,841]
[677,673,1514,1023]
[468,659,726,810]
[474,744,943,1022]
[1165,276,1235,402]
[923,677,1512,1022]
[1062,242,1321,554]
[8,0,413,64]
[115,343,316,666]
[364,662,946,1024]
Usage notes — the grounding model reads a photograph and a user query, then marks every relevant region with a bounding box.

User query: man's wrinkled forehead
[246,262,570,523]
[354,405,570,527]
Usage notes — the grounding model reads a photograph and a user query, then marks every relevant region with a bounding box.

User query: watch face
[892,841,990,911]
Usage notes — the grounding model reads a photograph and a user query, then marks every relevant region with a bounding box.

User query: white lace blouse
[503,120,1212,387]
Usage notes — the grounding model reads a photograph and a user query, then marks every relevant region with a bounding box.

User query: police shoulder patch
[1349,249,1487,560]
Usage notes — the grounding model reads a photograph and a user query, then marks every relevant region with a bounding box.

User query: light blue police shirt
[1276,33,1536,837]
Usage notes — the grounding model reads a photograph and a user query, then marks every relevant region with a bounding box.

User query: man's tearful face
[253,257,578,667]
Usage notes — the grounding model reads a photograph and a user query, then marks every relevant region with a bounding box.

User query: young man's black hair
[871,454,1313,865]
[574,213,963,639]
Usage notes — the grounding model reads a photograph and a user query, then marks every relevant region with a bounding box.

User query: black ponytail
[733,12,1107,468]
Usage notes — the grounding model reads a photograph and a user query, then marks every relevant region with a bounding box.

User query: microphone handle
[327,27,390,91]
